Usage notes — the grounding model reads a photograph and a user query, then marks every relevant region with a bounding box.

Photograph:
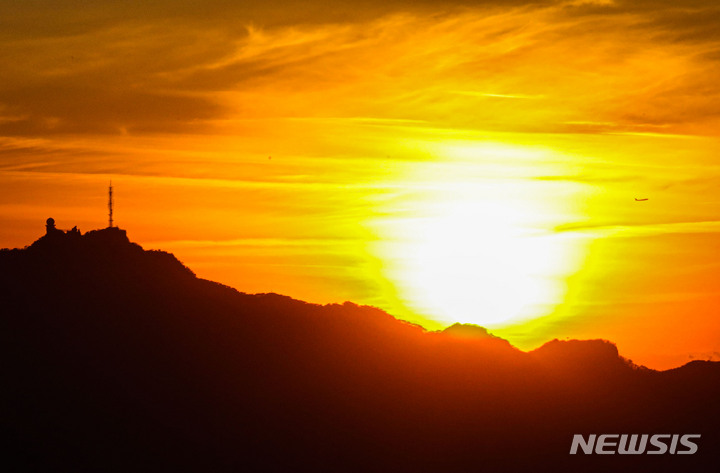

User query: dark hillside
[2,226,718,472]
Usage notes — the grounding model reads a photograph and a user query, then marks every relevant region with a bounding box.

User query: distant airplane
[635,198,649,201]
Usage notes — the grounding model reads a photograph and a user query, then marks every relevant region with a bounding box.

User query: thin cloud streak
[556,219,720,236]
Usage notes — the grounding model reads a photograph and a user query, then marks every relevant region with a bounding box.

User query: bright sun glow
[368,142,590,328]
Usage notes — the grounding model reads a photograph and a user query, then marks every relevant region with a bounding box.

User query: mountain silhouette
[2,223,719,472]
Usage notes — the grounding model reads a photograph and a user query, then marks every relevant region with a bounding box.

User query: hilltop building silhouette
[38,217,128,248]
[45,217,58,235]
[45,217,80,236]
[38,184,127,246]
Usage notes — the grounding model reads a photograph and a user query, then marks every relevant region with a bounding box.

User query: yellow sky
[2,0,720,369]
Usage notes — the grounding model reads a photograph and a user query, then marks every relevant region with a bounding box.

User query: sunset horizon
[3,1,720,372]
[5,201,715,371]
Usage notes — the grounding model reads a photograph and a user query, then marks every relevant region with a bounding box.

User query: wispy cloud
[3,1,720,137]
[452,91,545,99]
[556,219,720,236]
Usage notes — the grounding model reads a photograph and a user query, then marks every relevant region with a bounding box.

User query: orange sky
[2,0,720,369]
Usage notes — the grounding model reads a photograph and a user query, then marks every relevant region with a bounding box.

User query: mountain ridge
[2,223,719,472]
[1,221,698,371]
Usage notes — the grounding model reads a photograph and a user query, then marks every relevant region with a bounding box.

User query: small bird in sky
[635,198,649,201]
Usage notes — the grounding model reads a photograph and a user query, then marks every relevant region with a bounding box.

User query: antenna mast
[108,181,114,228]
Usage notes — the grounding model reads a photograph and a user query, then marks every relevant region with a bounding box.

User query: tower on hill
[41,183,124,243]
[108,181,114,229]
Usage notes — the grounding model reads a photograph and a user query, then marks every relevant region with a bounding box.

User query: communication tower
[108,182,114,228]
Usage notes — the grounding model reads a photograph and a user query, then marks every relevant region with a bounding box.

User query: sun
[367,142,589,329]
